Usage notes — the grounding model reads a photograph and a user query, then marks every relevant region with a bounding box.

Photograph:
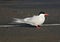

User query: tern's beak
[45,14,48,16]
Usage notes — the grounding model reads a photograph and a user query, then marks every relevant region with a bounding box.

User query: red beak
[45,14,48,16]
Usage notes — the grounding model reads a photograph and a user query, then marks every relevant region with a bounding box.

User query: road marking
[0,24,60,27]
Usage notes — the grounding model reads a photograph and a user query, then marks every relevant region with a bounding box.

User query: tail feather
[11,18,25,24]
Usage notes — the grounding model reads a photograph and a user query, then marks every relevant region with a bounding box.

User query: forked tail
[10,18,25,24]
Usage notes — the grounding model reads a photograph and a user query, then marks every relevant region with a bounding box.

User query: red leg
[36,25,41,29]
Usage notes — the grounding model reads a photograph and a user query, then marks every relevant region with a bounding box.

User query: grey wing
[24,17,36,25]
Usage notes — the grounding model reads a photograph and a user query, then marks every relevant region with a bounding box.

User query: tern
[12,11,48,29]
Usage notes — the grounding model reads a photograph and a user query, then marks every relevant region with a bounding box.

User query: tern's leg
[35,26,45,31]
[36,25,41,29]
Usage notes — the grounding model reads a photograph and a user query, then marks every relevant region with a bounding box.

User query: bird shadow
[7,23,49,31]
[8,23,36,28]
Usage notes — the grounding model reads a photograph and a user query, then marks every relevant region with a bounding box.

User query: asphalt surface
[0,1,60,42]
[0,25,60,42]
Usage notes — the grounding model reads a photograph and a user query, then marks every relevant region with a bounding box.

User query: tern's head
[38,11,48,17]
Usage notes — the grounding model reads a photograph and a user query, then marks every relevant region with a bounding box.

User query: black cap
[38,11,45,15]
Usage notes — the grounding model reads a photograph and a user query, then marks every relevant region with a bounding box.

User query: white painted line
[0,24,60,27]
[0,25,15,27]
[41,24,60,26]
